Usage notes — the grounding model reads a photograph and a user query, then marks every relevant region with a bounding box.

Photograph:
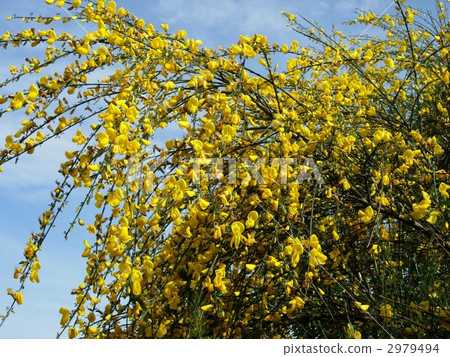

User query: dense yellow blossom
[0,0,448,339]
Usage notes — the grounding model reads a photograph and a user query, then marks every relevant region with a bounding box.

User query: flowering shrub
[0,0,448,338]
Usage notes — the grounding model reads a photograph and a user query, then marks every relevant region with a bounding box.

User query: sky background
[0,0,440,338]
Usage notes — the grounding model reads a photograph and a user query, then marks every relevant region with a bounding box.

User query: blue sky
[0,0,438,338]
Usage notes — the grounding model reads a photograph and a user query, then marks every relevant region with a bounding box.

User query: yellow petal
[89,164,100,171]
[76,42,91,55]
[198,198,210,210]
[178,120,190,129]
[231,221,245,235]
[439,182,449,198]
[27,84,39,102]
[126,106,139,122]
[201,304,214,312]
[186,96,199,113]
[247,211,258,221]
[59,307,70,325]
[14,291,24,305]
[106,0,116,14]
[35,131,45,143]
[426,211,440,224]
[11,92,25,110]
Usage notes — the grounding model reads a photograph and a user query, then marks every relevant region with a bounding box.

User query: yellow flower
[35,131,45,143]
[117,7,127,16]
[136,19,145,29]
[89,164,100,171]
[363,49,373,61]
[201,119,215,135]
[81,239,91,258]
[198,198,210,210]
[94,192,104,208]
[380,304,393,321]
[354,301,370,311]
[118,226,131,243]
[309,234,320,249]
[289,296,305,310]
[213,224,222,239]
[68,327,79,338]
[410,191,431,220]
[172,178,187,202]
[76,41,91,55]
[231,221,245,249]
[426,211,440,224]
[410,130,422,142]
[245,211,258,229]
[30,261,41,283]
[401,149,421,166]
[367,106,376,116]
[358,206,374,224]
[230,44,242,55]
[11,92,25,110]
[186,96,199,113]
[243,44,256,58]
[290,239,304,267]
[106,0,116,15]
[24,241,38,259]
[410,301,430,316]
[96,132,109,149]
[339,178,351,190]
[72,129,87,144]
[245,264,256,271]
[13,291,24,305]
[27,84,39,102]
[178,120,190,129]
[170,207,181,220]
[213,264,227,293]
[88,327,99,336]
[150,36,164,50]
[406,9,414,24]
[222,125,236,143]
[59,307,70,325]
[131,269,143,295]
[439,182,449,198]
[373,129,385,144]
[201,304,214,312]
[45,29,57,45]
[175,29,186,39]
[384,57,394,68]
[126,106,139,122]
[369,244,379,255]
[309,248,327,267]
[345,323,361,339]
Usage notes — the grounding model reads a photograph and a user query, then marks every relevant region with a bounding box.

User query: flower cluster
[0,0,448,338]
